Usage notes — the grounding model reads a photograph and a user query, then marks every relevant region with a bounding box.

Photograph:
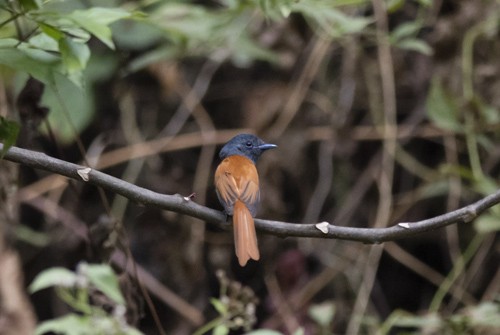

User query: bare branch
[2,143,500,243]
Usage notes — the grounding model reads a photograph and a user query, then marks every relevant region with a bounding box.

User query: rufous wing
[214,156,260,215]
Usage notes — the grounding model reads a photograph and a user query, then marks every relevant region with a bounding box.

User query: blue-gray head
[219,134,277,163]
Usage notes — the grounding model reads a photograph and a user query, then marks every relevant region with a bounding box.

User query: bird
[215,134,277,266]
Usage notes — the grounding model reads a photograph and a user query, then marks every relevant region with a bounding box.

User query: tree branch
[2,143,499,243]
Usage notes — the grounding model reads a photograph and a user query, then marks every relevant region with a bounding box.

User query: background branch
[2,143,499,244]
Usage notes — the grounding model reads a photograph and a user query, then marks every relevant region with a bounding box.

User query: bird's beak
[258,143,277,151]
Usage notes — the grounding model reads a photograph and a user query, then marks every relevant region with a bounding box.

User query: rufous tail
[233,200,260,266]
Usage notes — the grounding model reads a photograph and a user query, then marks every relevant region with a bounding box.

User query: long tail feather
[233,200,260,266]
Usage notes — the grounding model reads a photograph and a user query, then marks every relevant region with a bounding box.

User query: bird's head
[219,134,277,163]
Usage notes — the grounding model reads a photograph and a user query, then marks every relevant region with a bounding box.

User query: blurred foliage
[307,301,336,334]
[194,270,259,335]
[1,0,500,334]
[0,0,136,86]
[0,0,136,142]
[379,300,500,335]
[389,20,432,55]
[0,115,19,156]
[0,0,393,143]
[29,262,141,335]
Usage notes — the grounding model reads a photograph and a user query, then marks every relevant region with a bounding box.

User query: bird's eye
[245,141,252,147]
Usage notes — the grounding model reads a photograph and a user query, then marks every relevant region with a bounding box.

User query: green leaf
[41,73,94,143]
[29,268,78,293]
[390,21,433,55]
[68,7,132,49]
[390,21,423,41]
[213,325,230,335]
[39,23,65,41]
[0,39,58,84]
[387,0,406,13]
[230,34,279,67]
[35,314,93,335]
[110,19,164,51]
[151,3,222,41]
[15,224,50,247]
[210,298,228,315]
[28,33,60,52]
[0,39,19,49]
[472,96,500,125]
[143,2,277,66]
[390,311,442,328]
[58,26,91,43]
[84,264,125,305]
[19,0,41,11]
[473,175,498,195]
[416,0,432,7]
[474,214,500,233]
[57,36,90,86]
[308,302,336,327]
[467,301,500,327]
[380,310,443,333]
[292,3,372,37]
[58,37,90,74]
[438,163,474,180]
[0,116,20,158]
[323,10,371,35]
[125,46,179,74]
[396,38,433,55]
[280,4,292,18]
[426,77,462,132]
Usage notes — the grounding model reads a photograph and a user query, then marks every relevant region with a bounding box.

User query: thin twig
[269,37,330,137]
[112,251,204,326]
[16,129,248,202]
[2,143,500,243]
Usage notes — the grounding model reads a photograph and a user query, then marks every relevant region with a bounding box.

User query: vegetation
[0,0,499,334]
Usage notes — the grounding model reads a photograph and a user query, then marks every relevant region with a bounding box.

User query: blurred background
[0,0,499,334]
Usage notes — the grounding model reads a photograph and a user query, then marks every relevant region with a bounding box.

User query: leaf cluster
[378,300,500,335]
[0,0,136,86]
[29,262,141,335]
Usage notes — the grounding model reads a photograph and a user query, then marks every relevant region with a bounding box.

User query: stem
[2,143,500,243]
[429,233,484,312]
[192,316,226,335]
